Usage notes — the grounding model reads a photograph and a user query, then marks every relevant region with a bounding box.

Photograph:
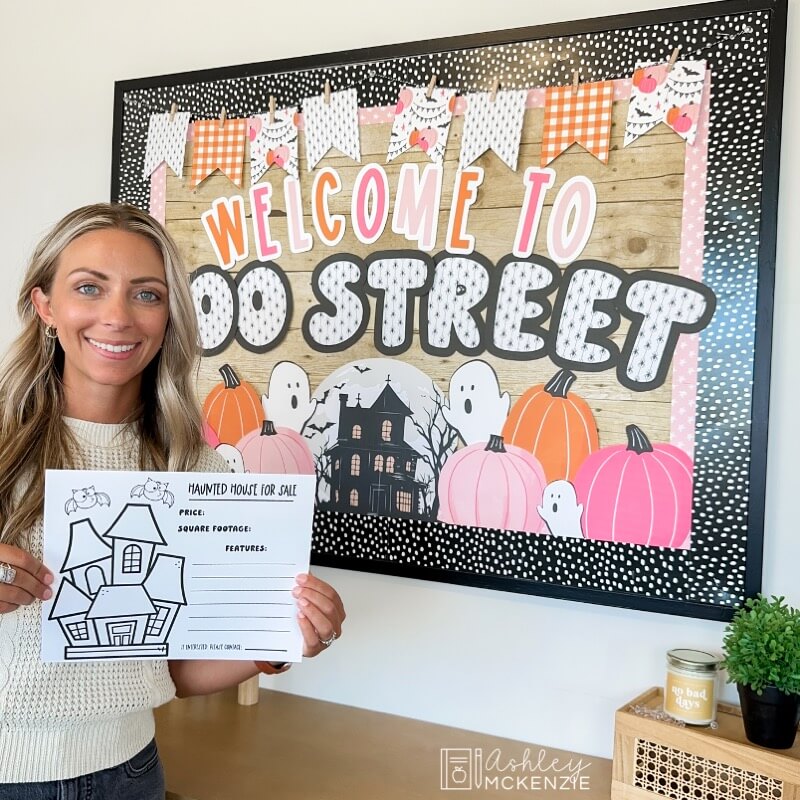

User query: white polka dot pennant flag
[249,109,299,183]
[624,60,707,147]
[459,90,527,171]
[142,112,191,178]
[387,86,455,165]
[302,88,361,170]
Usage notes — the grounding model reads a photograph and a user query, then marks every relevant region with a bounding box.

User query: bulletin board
[112,0,786,620]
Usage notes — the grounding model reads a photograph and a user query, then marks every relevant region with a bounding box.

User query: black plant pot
[737,683,800,749]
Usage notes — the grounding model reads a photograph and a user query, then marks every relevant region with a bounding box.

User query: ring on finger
[319,631,338,648]
[0,563,16,585]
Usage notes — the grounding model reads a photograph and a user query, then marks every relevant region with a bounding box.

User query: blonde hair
[0,203,205,546]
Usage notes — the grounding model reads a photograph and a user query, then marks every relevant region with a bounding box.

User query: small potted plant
[722,594,800,748]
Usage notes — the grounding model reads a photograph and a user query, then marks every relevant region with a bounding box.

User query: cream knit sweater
[0,417,228,782]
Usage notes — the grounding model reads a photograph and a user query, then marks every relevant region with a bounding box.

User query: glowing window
[352,424,362,439]
[350,454,361,476]
[374,455,384,472]
[386,456,395,473]
[350,489,359,507]
[381,420,392,441]
[396,491,412,513]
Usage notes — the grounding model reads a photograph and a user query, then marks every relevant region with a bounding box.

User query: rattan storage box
[612,687,800,800]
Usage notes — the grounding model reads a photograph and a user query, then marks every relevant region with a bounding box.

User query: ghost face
[442,361,510,446]
[537,480,584,538]
[216,444,245,473]
[263,361,317,432]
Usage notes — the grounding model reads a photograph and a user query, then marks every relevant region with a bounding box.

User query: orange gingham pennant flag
[541,81,614,167]
[191,118,248,187]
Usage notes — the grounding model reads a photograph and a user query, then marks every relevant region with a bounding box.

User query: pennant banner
[459,90,527,171]
[624,60,707,146]
[387,86,456,165]
[191,119,248,188]
[143,112,191,178]
[540,81,614,167]
[249,109,299,183]
[303,89,361,170]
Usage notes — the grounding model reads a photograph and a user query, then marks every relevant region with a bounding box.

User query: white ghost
[442,360,510,446]
[538,480,584,538]
[261,361,318,433]
[216,444,245,473]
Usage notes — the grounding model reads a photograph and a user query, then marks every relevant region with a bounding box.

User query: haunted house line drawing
[329,379,427,519]
[48,503,186,660]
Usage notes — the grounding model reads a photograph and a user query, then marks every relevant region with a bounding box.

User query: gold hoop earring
[44,325,58,339]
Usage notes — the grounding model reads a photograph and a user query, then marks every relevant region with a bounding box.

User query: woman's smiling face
[31,228,170,421]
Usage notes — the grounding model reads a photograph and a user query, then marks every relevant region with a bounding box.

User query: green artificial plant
[722,594,800,695]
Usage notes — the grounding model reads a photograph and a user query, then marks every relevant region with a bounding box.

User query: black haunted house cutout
[329,380,426,518]
[49,503,186,659]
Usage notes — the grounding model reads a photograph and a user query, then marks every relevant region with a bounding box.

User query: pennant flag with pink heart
[249,109,299,183]
[387,86,456,165]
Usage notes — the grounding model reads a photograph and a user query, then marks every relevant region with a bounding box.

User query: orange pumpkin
[203,364,264,445]
[501,369,598,483]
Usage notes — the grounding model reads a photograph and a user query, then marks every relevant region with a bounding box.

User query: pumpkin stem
[484,434,507,453]
[261,420,277,436]
[625,424,654,454]
[219,364,241,390]
[544,369,577,398]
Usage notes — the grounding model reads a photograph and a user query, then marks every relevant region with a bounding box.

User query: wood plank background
[165,100,686,449]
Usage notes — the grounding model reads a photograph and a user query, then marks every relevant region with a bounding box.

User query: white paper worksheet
[40,469,315,663]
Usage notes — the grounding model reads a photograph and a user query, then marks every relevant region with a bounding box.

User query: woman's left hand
[293,572,346,657]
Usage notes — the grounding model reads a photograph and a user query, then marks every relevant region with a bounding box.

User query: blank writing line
[193,576,295,580]
[192,602,291,606]
[244,648,287,653]
[191,589,291,593]
[188,629,289,633]
[188,615,291,619]
[192,562,295,566]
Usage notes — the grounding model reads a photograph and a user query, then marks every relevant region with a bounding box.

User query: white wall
[1,0,796,759]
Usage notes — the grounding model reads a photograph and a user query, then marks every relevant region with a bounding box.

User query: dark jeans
[0,739,164,800]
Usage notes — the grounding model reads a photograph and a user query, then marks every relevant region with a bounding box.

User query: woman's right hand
[0,544,53,614]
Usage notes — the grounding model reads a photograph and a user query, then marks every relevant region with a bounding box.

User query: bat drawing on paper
[131,477,175,507]
[64,486,111,514]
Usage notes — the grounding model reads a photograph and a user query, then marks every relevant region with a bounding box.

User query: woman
[0,204,345,798]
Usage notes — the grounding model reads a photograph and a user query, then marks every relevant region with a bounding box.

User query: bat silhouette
[635,107,653,117]
[334,382,346,389]
[354,365,371,373]
[65,486,111,514]
[307,422,335,434]
[318,388,331,402]
[681,66,702,77]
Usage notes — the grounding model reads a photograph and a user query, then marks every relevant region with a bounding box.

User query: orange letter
[311,168,345,247]
[446,167,484,255]
[201,195,248,270]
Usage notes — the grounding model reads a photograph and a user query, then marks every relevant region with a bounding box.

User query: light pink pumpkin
[438,435,547,533]
[202,420,220,449]
[573,424,693,547]
[237,420,314,475]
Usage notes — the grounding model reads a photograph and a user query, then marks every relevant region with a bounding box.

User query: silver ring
[0,562,16,585]
[320,632,338,648]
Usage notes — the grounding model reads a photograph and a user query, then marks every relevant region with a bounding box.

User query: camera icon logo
[440,748,474,790]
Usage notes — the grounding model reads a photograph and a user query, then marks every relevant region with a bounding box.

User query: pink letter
[513,167,555,258]
[283,177,313,254]
[249,184,282,262]
[352,164,389,245]
[391,163,443,252]
[547,176,597,265]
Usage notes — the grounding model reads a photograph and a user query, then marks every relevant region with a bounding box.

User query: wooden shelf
[155,687,612,800]
[612,687,800,800]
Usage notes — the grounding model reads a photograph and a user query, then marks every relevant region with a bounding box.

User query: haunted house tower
[329,379,426,519]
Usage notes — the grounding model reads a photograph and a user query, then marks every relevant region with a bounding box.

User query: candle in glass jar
[664,648,720,725]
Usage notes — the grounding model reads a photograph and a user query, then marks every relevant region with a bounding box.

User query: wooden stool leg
[237,675,260,705]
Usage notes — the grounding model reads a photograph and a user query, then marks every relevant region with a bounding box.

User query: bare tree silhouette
[412,388,458,519]
[312,438,335,508]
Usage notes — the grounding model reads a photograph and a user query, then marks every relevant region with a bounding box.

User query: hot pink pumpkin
[573,424,693,547]
[438,435,547,533]
[237,420,314,475]
[202,420,220,449]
